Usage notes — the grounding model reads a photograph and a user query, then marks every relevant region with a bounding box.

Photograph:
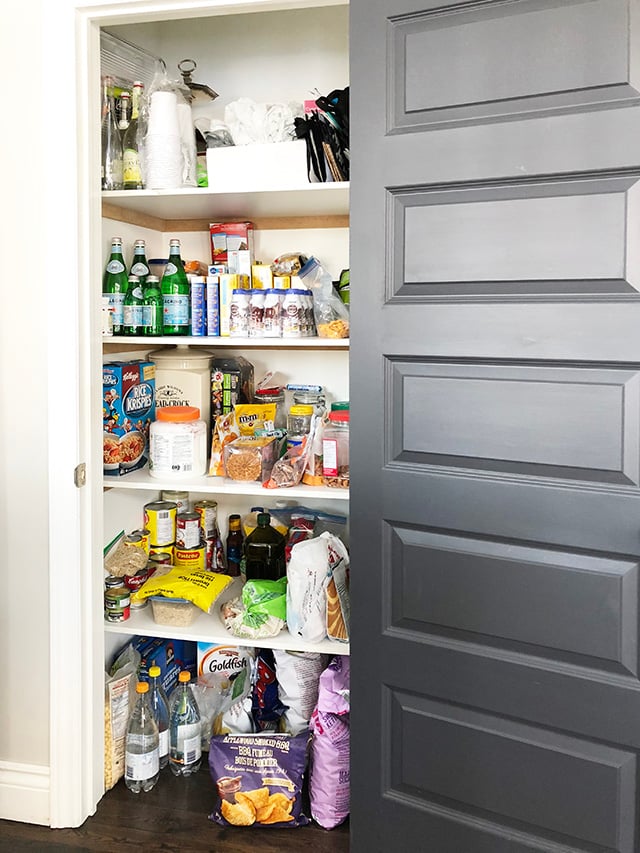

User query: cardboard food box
[103,360,155,476]
[206,140,308,193]
[211,355,255,425]
[209,221,254,266]
[134,636,197,695]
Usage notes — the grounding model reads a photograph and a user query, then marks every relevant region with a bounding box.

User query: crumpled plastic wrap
[224,98,303,145]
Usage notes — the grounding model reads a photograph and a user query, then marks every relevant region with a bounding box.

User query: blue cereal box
[135,636,197,695]
[103,360,156,476]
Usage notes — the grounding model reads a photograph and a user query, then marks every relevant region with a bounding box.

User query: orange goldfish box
[103,360,156,476]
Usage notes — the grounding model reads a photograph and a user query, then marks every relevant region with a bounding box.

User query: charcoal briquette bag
[209,732,311,828]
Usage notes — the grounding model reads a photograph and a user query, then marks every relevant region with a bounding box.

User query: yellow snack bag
[234,403,277,436]
[131,567,232,612]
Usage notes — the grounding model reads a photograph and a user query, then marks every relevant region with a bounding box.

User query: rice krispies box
[103,360,156,476]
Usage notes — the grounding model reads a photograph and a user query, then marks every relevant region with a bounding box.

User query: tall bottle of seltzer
[123,275,145,336]
[161,239,190,336]
[102,237,128,335]
[128,239,149,287]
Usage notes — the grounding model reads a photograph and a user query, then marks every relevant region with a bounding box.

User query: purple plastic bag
[309,655,350,829]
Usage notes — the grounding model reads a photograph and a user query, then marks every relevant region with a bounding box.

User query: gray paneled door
[349,1,640,851]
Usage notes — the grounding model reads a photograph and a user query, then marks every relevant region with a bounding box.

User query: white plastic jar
[149,406,207,479]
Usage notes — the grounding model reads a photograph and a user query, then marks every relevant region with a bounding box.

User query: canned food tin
[161,490,190,514]
[174,545,206,570]
[130,528,150,554]
[176,511,202,549]
[104,575,125,590]
[104,587,131,610]
[194,500,218,540]
[149,544,174,564]
[124,567,152,591]
[105,605,130,623]
[130,598,148,611]
[144,500,177,546]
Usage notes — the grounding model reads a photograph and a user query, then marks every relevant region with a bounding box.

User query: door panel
[350,0,640,849]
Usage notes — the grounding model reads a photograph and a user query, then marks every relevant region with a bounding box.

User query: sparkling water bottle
[169,670,201,776]
[125,681,160,793]
[147,665,170,769]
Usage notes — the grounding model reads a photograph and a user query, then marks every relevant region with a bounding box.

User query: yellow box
[251,263,273,290]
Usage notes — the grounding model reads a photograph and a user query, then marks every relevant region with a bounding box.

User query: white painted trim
[0,762,50,826]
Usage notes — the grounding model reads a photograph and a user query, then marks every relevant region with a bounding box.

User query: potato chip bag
[209,732,311,827]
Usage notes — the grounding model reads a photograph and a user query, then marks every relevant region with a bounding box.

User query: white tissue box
[206,140,308,192]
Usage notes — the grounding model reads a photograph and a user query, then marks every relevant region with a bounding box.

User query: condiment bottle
[241,512,286,581]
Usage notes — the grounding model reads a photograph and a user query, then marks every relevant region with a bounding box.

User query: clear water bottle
[147,665,170,769]
[125,681,160,793]
[169,670,202,776]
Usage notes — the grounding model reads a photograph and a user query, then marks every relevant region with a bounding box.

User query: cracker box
[209,221,254,266]
[103,360,156,476]
[135,636,197,695]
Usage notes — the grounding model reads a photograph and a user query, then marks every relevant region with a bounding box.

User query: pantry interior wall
[0,0,351,829]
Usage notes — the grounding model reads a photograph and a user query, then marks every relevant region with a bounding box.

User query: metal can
[174,544,206,570]
[105,606,130,623]
[149,544,174,564]
[130,528,150,554]
[161,490,190,514]
[104,575,125,590]
[194,499,218,540]
[104,587,131,622]
[124,566,152,591]
[148,551,172,567]
[176,511,202,549]
[143,500,177,546]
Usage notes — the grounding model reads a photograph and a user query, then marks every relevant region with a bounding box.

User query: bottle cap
[289,405,313,417]
[136,681,149,693]
[257,513,271,526]
[331,401,349,411]
[156,405,200,422]
[178,670,191,683]
[329,410,350,423]
[148,665,161,678]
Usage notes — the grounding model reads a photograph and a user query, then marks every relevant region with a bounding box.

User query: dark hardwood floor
[0,768,350,853]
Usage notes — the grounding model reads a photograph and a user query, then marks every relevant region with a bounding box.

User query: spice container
[149,595,199,627]
[149,406,207,479]
[322,410,349,488]
[254,386,286,430]
[286,404,313,449]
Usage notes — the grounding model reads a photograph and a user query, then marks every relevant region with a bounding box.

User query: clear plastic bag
[298,257,349,338]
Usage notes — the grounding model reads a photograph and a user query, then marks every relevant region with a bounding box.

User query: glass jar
[286,404,314,449]
[254,386,286,430]
[293,389,326,419]
[149,405,207,479]
[322,410,349,488]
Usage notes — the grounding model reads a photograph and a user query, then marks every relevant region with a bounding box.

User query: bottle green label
[164,262,178,276]
[131,262,149,277]
[107,260,125,274]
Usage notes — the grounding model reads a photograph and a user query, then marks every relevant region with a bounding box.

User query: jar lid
[289,405,314,416]
[331,401,350,411]
[156,405,201,422]
[255,386,284,397]
[329,410,350,422]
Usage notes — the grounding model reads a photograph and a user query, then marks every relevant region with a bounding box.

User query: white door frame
[48,0,347,828]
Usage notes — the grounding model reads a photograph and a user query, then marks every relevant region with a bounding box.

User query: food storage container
[149,595,199,627]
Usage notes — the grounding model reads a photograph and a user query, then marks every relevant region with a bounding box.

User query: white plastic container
[149,406,207,479]
[149,346,214,434]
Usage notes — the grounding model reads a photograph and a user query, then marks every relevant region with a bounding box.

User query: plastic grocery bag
[221,578,287,639]
[298,257,349,338]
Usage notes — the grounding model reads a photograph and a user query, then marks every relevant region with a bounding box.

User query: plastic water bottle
[169,670,202,776]
[147,665,170,769]
[125,681,160,793]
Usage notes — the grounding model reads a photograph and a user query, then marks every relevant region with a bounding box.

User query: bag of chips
[209,732,311,827]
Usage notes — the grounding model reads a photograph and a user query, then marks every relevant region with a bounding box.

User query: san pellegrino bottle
[161,239,190,335]
[125,681,160,793]
[102,237,128,335]
[142,274,163,336]
[128,239,149,286]
[123,274,144,336]
[147,665,170,769]
[169,670,201,776]
[123,81,144,190]
[101,75,123,191]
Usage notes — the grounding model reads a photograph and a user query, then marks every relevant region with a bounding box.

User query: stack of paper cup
[145,91,182,189]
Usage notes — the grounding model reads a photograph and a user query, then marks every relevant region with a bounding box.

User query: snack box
[209,221,254,266]
[211,355,254,424]
[134,635,197,695]
[103,361,155,476]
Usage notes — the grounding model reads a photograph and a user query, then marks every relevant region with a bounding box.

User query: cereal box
[103,360,156,476]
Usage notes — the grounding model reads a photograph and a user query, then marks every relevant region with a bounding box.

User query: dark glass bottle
[142,274,163,336]
[102,236,128,335]
[242,513,286,581]
[123,275,144,336]
[226,514,243,577]
[161,239,190,335]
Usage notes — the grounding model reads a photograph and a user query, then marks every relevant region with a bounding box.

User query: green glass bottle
[123,275,144,336]
[142,275,163,337]
[128,238,149,286]
[161,239,190,336]
[123,81,144,190]
[102,237,128,335]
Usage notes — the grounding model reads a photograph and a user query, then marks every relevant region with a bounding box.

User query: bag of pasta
[298,257,349,339]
